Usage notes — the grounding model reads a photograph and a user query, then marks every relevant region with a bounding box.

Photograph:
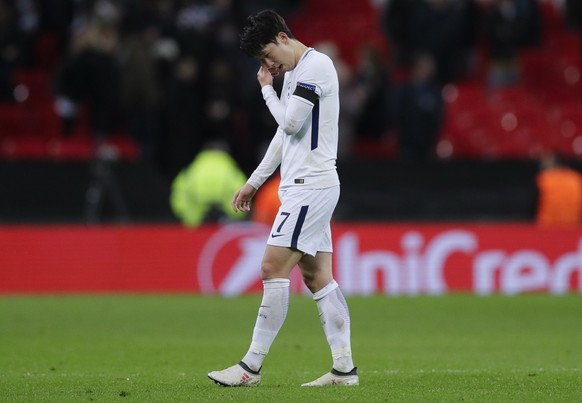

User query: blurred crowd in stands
[1,0,581,178]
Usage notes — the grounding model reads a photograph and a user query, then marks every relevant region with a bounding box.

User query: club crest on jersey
[297,82,316,92]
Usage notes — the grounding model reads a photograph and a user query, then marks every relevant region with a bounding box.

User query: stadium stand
[0,1,580,223]
[0,1,579,161]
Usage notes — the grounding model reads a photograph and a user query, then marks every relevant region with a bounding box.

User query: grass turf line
[0,294,580,402]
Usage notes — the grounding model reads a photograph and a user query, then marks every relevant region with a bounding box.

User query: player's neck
[291,40,309,67]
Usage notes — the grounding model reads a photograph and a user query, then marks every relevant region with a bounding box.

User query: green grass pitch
[0,294,581,402]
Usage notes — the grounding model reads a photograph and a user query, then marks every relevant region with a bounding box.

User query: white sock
[241,278,290,372]
[313,280,355,373]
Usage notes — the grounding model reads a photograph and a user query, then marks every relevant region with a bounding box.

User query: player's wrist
[261,85,275,98]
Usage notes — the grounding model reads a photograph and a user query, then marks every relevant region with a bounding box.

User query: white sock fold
[314,280,355,373]
[242,278,290,372]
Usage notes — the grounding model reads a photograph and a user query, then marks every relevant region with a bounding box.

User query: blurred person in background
[352,45,393,144]
[0,0,41,100]
[120,28,165,161]
[482,0,542,89]
[202,57,238,150]
[54,21,122,145]
[566,0,582,30]
[536,153,582,226]
[208,9,358,388]
[408,0,475,85]
[13,0,39,67]
[0,0,18,101]
[394,53,443,161]
[380,0,421,68]
[119,0,180,162]
[170,140,247,226]
[161,55,204,178]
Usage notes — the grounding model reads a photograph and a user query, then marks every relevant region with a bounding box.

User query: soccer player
[207,9,358,387]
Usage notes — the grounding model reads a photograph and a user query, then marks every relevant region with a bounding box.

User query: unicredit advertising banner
[1,223,581,295]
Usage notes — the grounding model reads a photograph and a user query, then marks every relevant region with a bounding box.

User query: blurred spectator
[37,0,75,62]
[251,171,281,226]
[352,45,393,142]
[120,25,178,161]
[566,0,582,30]
[14,0,40,67]
[161,55,204,178]
[536,153,582,226]
[121,0,177,37]
[0,0,18,101]
[517,0,543,47]
[408,0,475,85]
[54,21,122,142]
[0,0,42,99]
[380,0,421,68]
[174,0,235,60]
[482,0,541,89]
[170,140,247,227]
[202,57,238,149]
[394,53,443,161]
[483,0,522,88]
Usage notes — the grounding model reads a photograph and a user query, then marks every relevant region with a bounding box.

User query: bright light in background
[564,66,580,85]
[572,136,582,155]
[560,120,576,138]
[13,84,29,103]
[501,113,518,132]
[442,84,458,103]
[436,139,454,158]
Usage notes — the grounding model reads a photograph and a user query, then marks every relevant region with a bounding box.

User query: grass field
[0,294,581,402]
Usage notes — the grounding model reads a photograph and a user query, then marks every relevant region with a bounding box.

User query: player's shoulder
[298,49,336,79]
[303,48,334,67]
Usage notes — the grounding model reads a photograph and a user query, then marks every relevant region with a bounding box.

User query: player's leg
[299,250,358,386]
[208,245,302,386]
[240,245,303,371]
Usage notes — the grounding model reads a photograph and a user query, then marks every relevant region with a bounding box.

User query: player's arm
[258,67,319,136]
[262,85,316,136]
[233,130,282,212]
[248,128,283,189]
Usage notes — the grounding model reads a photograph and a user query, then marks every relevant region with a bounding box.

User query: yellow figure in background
[171,141,247,226]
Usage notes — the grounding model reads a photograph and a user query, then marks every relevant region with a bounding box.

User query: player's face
[259,34,294,77]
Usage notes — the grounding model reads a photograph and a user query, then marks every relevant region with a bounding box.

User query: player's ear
[277,32,289,43]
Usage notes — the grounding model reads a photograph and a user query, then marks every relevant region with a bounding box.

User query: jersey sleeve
[262,84,315,136]
[261,52,331,136]
[292,52,330,100]
[247,128,283,189]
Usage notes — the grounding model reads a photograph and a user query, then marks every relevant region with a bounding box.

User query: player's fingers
[232,191,241,212]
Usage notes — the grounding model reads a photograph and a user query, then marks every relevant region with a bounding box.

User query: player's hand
[232,183,258,213]
[257,66,274,87]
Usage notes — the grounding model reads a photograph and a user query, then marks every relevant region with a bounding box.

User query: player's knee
[260,261,279,280]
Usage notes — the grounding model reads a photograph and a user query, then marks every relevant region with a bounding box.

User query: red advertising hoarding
[1,223,580,294]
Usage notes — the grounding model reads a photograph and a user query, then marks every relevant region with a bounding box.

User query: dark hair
[239,10,294,58]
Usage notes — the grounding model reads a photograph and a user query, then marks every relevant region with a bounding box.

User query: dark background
[1,0,581,224]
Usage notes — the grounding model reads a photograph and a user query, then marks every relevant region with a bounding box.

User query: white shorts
[266,185,340,256]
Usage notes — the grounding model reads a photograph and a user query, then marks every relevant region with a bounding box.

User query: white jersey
[248,48,340,190]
